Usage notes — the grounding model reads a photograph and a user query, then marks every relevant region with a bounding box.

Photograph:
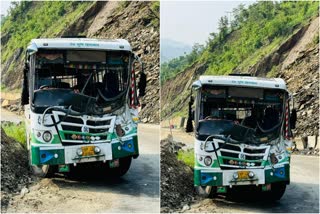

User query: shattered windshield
[32,50,130,114]
[196,85,286,144]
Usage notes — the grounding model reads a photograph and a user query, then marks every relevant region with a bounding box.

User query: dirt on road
[2,124,160,213]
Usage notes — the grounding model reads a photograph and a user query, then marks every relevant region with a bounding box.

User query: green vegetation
[150,1,160,28]
[161,1,319,83]
[177,149,194,168]
[267,65,280,78]
[2,123,27,148]
[1,1,93,65]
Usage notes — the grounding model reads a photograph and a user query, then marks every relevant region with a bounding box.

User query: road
[5,123,160,213]
[0,108,23,124]
[191,155,319,213]
[162,129,320,213]
[161,127,194,149]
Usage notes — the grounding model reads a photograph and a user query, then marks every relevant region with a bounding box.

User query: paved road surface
[208,155,319,213]
[1,108,23,123]
[6,123,160,213]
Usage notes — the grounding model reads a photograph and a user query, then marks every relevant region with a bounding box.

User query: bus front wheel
[28,150,55,178]
[266,182,287,201]
[196,186,216,198]
[30,164,55,178]
[110,157,132,177]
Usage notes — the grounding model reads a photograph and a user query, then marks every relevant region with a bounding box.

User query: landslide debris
[160,136,195,212]
[1,128,31,210]
[91,1,160,123]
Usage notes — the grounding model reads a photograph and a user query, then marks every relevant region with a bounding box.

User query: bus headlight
[94,147,101,154]
[204,156,212,166]
[233,172,239,179]
[43,131,52,142]
[77,148,83,156]
[248,171,255,178]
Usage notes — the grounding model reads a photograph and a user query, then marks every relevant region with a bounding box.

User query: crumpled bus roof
[193,75,287,91]
[27,38,132,53]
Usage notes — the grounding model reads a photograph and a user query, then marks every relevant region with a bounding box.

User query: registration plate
[237,171,249,180]
[81,146,95,156]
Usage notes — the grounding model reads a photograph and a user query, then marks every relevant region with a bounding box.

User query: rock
[307,109,313,116]
[301,136,308,149]
[182,204,190,212]
[1,100,11,107]
[20,187,29,198]
[294,137,304,150]
[308,136,318,149]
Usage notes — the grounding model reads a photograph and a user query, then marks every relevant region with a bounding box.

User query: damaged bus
[21,38,146,177]
[187,75,296,200]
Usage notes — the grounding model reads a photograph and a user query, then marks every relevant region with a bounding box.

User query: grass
[177,149,194,168]
[2,123,27,148]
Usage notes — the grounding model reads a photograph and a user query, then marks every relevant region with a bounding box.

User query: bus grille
[53,111,116,144]
[214,141,270,169]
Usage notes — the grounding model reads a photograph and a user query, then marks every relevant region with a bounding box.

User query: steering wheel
[256,121,282,133]
[39,85,50,90]
[97,89,126,102]
[205,116,218,120]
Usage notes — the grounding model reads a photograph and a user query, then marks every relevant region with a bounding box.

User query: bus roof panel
[199,75,287,91]
[28,38,132,52]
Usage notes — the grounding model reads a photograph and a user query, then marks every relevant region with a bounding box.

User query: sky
[161,1,255,46]
[1,1,16,16]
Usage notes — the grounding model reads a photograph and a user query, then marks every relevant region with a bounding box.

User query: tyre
[30,164,55,178]
[28,149,55,178]
[266,182,287,201]
[110,157,132,177]
[195,186,216,198]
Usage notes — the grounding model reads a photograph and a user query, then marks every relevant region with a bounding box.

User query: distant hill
[160,38,192,63]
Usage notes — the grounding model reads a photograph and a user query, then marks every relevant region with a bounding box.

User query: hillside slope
[1,1,159,123]
[161,1,318,137]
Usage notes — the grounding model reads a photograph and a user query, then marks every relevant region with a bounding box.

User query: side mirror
[185,96,194,132]
[290,108,297,129]
[21,65,29,105]
[138,71,147,97]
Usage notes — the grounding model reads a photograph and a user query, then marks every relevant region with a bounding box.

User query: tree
[218,16,229,42]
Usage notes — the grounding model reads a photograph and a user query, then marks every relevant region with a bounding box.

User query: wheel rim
[205,186,212,195]
[31,164,50,176]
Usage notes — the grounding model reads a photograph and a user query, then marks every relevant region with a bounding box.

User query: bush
[2,122,27,148]
[177,149,194,168]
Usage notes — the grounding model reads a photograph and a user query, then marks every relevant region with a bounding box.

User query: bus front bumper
[194,164,290,187]
[30,138,139,166]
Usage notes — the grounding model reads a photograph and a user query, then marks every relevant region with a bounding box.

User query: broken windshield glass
[32,50,131,114]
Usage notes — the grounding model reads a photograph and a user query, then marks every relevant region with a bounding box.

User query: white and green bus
[21,38,146,177]
[187,74,296,200]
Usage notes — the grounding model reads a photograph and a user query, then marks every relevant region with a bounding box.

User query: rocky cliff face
[89,1,160,123]
[1,1,159,123]
[277,18,319,137]
[247,17,319,137]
